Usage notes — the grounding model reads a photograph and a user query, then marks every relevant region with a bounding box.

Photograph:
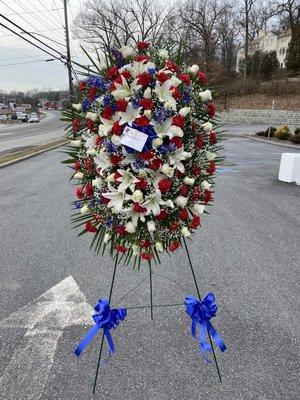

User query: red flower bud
[210,131,218,144]
[75,187,84,199]
[107,66,119,80]
[172,115,185,128]
[85,182,94,197]
[158,178,172,193]
[148,157,162,171]
[136,177,148,190]
[140,98,154,109]
[190,215,201,229]
[110,154,123,166]
[179,209,189,220]
[85,221,97,233]
[156,209,168,220]
[195,135,204,149]
[169,240,180,252]
[197,71,207,85]
[117,99,128,112]
[137,41,150,51]
[204,189,212,204]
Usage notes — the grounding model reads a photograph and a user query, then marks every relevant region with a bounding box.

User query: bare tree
[274,0,300,32]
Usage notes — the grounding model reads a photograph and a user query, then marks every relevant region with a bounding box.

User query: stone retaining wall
[218,109,300,125]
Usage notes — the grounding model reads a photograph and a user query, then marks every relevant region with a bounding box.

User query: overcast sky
[0,0,87,92]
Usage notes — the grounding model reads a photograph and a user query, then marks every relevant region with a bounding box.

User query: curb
[247,134,300,150]
[0,139,69,169]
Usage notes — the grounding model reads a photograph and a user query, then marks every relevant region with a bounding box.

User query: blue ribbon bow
[75,298,127,357]
[185,293,227,362]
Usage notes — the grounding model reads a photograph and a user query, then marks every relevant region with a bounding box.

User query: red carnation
[88,86,97,101]
[85,221,97,233]
[171,137,183,148]
[158,178,172,193]
[192,166,201,176]
[210,131,218,145]
[134,54,150,63]
[148,157,162,170]
[85,182,94,197]
[197,71,207,85]
[140,98,154,110]
[72,117,81,132]
[140,239,151,248]
[169,221,179,232]
[112,121,122,135]
[140,150,154,161]
[114,171,122,181]
[179,184,188,197]
[204,189,212,204]
[117,98,128,112]
[79,81,86,91]
[172,115,185,128]
[107,66,119,80]
[137,72,152,86]
[136,177,148,190]
[175,170,184,178]
[101,106,114,120]
[110,154,123,166]
[135,116,149,127]
[74,160,81,171]
[179,73,191,85]
[116,224,126,235]
[140,252,153,260]
[169,241,180,252]
[85,158,94,172]
[190,215,201,229]
[156,71,169,83]
[137,41,150,51]
[172,87,181,100]
[206,103,216,118]
[115,244,127,253]
[95,136,104,147]
[206,161,216,175]
[133,203,147,213]
[165,60,178,72]
[179,209,189,220]
[93,214,103,222]
[86,119,95,131]
[75,187,84,199]
[191,186,201,201]
[101,194,110,205]
[121,70,131,80]
[195,135,204,149]
[156,209,168,220]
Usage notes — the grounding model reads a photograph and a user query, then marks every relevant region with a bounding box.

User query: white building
[236,28,292,72]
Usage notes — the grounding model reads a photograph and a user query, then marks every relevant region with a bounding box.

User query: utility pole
[63,0,73,97]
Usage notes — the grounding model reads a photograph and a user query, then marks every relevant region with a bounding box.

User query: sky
[0,0,87,92]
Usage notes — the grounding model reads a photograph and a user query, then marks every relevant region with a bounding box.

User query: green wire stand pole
[93,254,119,394]
[182,237,222,383]
[149,262,154,320]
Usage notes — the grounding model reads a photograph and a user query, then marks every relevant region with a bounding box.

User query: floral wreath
[63,41,221,266]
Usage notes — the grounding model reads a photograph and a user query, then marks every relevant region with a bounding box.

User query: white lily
[154,80,175,104]
[124,61,156,79]
[142,190,165,216]
[151,118,183,140]
[94,150,112,173]
[168,149,191,173]
[116,169,140,192]
[119,102,142,125]
[98,117,114,137]
[82,133,96,150]
[101,183,129,212]
[111,75,142,100]
[121,206,146,226]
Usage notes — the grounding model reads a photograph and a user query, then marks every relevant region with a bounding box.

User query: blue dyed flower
[148,67,156,75]
[103,139,117,154]
[131,123,157,151]
[82,99,90,112]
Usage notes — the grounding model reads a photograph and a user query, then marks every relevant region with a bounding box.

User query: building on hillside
[236,28,292,72]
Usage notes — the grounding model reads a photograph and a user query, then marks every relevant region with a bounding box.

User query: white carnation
[155,242,164,252]
[143,87,152,99]
[161,163,174,177]
[152,138,163,148]
[165,199,174,208]
[179,107,191,117]
[104,232,111,243]
[176,196,188,208]
[169,125,183,137]
[111,134,121,145]
[73,171,84,180]
[199,89,212,102]
[170,75,182,87]
[80,204,90,215]
[188,64,199,74]
[164,100,177,110]
[147,220,156,232]
[72,103,82,112]
[202,122,213,132]
[181,227,191,237]
[131,244,139,255]
[192,203,205,214]
[92,177,102,188]
[183,177,195,185]
[86,148,97,156]
[132,190,144,203]
[144,109,152,118]
[158,49,169,59]
[120,45,133,58]
[86,112,98,122]
[70,139,81,147]
[125,221,136,233]
[201,180,211,189]
[206,151,216,160]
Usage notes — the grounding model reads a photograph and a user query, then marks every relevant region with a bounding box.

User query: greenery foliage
[239,50,279,76]
[275,125,290,140]
[285,24,300,72]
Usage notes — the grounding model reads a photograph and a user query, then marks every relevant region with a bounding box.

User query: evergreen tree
[285,24,300,72]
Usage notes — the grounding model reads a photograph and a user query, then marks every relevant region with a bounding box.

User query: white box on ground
[278,153,300,185]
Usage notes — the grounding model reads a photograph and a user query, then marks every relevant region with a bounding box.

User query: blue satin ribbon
[75,298,127,357]
[185,293,227,362]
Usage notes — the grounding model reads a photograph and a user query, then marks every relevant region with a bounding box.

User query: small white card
[120,126,148,152]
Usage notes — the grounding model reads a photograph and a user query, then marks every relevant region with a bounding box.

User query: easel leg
[182,237,222,382]
[93,254,119,393]
[149,262,154,320]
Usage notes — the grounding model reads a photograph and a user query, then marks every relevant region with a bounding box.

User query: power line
[6,7,64,17]
[0,44,41,59]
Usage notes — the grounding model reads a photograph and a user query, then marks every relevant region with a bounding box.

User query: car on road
[0,114,8,122]
[28,113,40,123]
[11,113,17,120]
[17,113,28,122]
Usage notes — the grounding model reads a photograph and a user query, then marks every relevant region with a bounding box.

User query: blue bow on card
[185,293,227,362]
[75,298,127,357]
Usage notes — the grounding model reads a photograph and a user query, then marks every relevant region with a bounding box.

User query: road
[0,137,299,399]
[0,110,65,154]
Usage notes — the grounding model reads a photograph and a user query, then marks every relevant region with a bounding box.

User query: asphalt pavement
[0,137,299,400]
